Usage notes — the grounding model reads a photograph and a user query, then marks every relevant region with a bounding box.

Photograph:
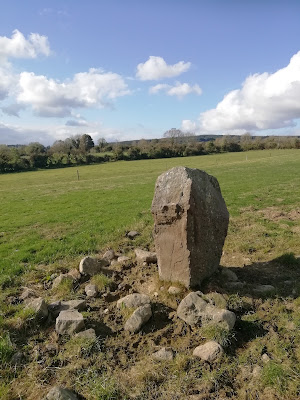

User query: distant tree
[25,142,46,155]
[97,137,107,151]
[79,134,94,153]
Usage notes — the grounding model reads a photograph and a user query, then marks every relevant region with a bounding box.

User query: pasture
[0,149,299,287]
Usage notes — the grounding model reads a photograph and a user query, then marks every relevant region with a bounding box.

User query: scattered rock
[79,256,109,276]
[134,249,157,264]
[253,285,275,295]
[19,287,36,301]
[193,341,223,362]
[117,293,151,309]
[205,292,227,309]
[151,167,229,288]
[152,347,174,361]
[48,301,62,316]
[67,269,81,280]
[52,274,74,289]
[220,267,238,282]
[49,300,86,318]
[262,353,271,363]
[25,297,48,320]
[85,284,98,298]
[45,386,78,400]
[75,328,96,340]
[117,256,131,265]
[103,249,115,261]
[177,292,235,330]
[124,304,152,333]
[127,231,140,240]
[168,286,182,295]
[252,365,262,377]
[56,310,85,335]
[225,281,245,290]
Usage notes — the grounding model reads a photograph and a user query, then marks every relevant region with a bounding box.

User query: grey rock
[117,293,151,309]
[25,297,48,320]
[134,249,157,264]
[225,281,245,290]
[45,386,78,400]
[127,231,140,240]
[85,284,98,298]
[55,310,85,335]
[67,269,81,280]
[124,304,152,333]
[253,284,275,295]
[152,347,174,361]
[193,341,223,362]
[177,292,236,330]
[103,249,115,261]
[168,286,182,295]
[19,287,36,301]
[79,256,109,276]
[220,267,238,282]
[151,167,229,288]
[52,274,74,289]
[117,256,131,265]
[49,300,86,318]
[75,328,96,340]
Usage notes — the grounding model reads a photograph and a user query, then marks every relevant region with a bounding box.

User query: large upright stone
[151,167,229,288]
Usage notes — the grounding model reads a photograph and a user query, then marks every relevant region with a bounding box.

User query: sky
[1,0,300,145]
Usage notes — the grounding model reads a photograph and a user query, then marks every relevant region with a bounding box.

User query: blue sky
[1,0,300,145]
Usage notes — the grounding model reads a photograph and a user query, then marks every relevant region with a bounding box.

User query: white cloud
[199,51,300,132]
[17,68,130,117]
[1,103,26,117]
[181,119,197,132]
[0,29,50,64]
[150,82,202,98]
[136,56,191,80]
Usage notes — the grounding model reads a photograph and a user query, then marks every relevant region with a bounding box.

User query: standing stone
[151,167,229,288]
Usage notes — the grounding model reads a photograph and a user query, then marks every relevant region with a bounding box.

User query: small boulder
[25,297,48,320]
[261,353,271,363]
[117,256,131,265]
[79,256,109,276]
[220,267,238,282]
[103,249,116,261]
[85,284,98,298]
[193,341,223,362]
[67,269,81,280]
[60,300,86,311]
[56,310,85,335]
[253,285,275,295]
[52,274,74,289]
[152,347,174,361]
[75,328,96,340]
[117,293,151,309]
[45,386,78,400]
[127,231,140,240]
[177,292,236,330]
[134,249,157,264]
[168,286,182,295]
[124,304,152,333]
[19,287,36,301]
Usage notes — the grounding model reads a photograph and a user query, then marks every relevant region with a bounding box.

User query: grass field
[0,149,299,400]
[1,149,299,287]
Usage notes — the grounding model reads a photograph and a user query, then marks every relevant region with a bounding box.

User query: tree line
[0,131,299,173]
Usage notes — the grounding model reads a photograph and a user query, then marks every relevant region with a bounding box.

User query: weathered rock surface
[52,274,74,289]
[152,347,174,361]
[56,310,85,335]
[168,286,182,295]
[127,231,140,240]
[67,269,81,280]
[45,386,78,400]
[193,341,223,362]
[103,249,115,261]
[177,292,235,330]
[151,167,229,288]
[134,249,157,264]
[79,256,109,276]
[75,328,96,340]
[49,300,86,318]
[220,267,238,282]
[124,304,152,333]
[117,256,131,265]
[85,284,98,297]
[117,293,151,309]
[25,297,48,320]
[253,284,275,295]
[19,287,36,301]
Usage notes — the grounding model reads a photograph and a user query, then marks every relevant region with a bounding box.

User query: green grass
[1,149,299,287]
